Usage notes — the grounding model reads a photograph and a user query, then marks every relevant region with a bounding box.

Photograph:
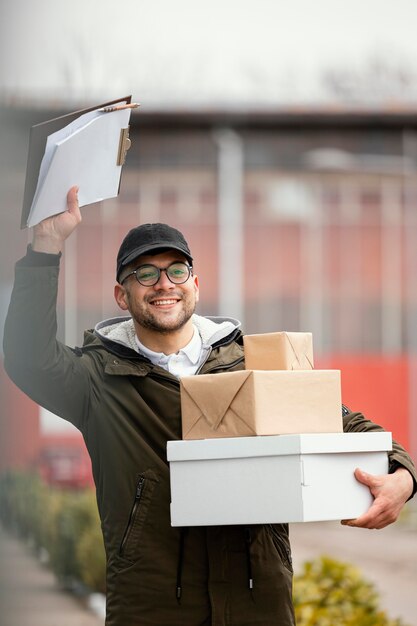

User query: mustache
[145,291,183,303]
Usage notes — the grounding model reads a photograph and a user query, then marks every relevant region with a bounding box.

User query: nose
[153,268,174,289]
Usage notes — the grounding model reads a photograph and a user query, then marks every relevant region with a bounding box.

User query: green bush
[76,509,106,593]
[293,555,408,626]
[0,471,49,546]
[0,471,106,592]
[46,489,102,586]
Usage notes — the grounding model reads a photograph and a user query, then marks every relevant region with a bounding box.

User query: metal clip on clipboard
[117,127,132,166]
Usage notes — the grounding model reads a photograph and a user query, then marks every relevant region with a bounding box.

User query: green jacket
[3,250,416,626]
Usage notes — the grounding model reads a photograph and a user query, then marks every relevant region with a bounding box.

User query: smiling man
[3,186,416,626]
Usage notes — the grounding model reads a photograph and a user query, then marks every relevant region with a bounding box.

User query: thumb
[67,186,80,215]
[354,467,375,487]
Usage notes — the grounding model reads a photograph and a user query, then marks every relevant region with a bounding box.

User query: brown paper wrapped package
[243,332,314,370]
[180,369,342,440]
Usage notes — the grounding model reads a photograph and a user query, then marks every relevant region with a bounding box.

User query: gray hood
[94,314,241,355]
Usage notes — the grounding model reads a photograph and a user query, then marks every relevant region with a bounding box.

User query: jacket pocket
[118,471,158,563]
[267,524,293,573]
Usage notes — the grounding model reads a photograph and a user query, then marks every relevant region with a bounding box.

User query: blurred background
[0,0,417,624]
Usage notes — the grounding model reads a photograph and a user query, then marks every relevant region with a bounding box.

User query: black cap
[116,223,193,282]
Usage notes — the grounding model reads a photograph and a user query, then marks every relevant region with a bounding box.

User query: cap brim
[120,244,193,269]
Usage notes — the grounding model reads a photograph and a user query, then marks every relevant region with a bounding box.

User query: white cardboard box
[167,432,391,526]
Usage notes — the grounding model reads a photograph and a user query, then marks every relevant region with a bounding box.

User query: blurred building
[1,104,416,482]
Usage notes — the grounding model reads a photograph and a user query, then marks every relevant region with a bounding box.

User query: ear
[193,274,200,303]
[114,283,129,311]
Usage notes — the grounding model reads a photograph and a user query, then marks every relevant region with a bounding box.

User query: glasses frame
[120,261,193,287]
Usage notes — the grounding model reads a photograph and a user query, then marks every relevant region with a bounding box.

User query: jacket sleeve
[343,411,417,499]
[3,248,93,431]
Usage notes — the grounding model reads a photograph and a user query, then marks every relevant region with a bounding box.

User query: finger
[342,494,382,528]
[354,469,384,500]
[342,513,376,528]
[354,468,375,486]
[67,186,81,217]
[341,515,379,529]
[341,499,395,529]
[342,514,386,529]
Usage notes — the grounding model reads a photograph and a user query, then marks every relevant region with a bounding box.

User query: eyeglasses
[121,262,193,287]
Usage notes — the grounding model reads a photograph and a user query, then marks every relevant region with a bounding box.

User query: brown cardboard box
[180,369,342,440]
[243,332,314,370]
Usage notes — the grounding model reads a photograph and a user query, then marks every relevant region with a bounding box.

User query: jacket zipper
[198,355,245,375]
[150,371,181,387]
[149,354,244,379]
[119,477,145,557]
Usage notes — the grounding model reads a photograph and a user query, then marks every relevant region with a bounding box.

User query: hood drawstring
[245,526,254,590]
[176,527,187,603]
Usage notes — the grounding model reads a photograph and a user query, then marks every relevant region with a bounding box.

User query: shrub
[293,555,408,626]
[0,471,106,592]
[0,471,49,545]
[47,489,100,586]
[76,511,106,594]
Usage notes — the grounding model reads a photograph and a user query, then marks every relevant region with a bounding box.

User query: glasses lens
[136,265,160,285]
[166,262,190,284]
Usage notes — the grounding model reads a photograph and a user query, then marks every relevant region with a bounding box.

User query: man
[4,187,416,626]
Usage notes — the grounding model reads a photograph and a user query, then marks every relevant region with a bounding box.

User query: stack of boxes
[180,332,342,439]
[167,332,391,526]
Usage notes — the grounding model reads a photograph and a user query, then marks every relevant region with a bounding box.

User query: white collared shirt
[135,326,203,378]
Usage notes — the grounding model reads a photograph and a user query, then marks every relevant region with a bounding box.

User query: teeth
[152,299,178,306]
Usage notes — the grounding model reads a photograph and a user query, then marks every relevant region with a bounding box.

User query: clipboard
[21,95,136,229]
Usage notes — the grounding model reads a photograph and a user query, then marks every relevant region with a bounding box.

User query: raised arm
[3,186,92,430]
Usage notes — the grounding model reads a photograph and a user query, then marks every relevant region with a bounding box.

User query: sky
[1,0,417,108]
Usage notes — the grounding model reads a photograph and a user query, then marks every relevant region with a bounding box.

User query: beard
[126,289,197,335]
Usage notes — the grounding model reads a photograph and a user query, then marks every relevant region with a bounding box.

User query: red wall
[317,355,411,452]
[0,362,40,472]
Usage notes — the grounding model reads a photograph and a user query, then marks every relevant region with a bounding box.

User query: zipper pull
[136,477,145,499]
[244,527,254,590]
